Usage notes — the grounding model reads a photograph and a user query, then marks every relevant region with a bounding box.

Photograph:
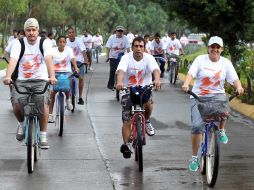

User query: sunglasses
[116,30,123,32]
[210,44,221,49]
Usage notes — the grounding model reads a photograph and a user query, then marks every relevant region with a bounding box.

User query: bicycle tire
[206,127,220,187]
[200,134,206,175]
[169,63,176,84]
[116,89,120,101]
[173,63,179,85]
[58,93,64,136]
[96,50,99,64]
[27,117,35,173]
[136,114,143,172]
[34,119,39,162]
[71,80,76,113]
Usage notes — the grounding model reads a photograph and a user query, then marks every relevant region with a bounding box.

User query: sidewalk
[178,73,254,120]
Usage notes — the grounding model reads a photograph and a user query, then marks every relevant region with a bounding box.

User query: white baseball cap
[24,18,39,30]
[208,36,223,47]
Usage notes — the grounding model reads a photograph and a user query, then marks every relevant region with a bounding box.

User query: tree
[152,0,254,66]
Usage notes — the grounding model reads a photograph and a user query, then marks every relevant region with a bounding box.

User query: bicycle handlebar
[187,90,239,102]
[0,57,9,64]
[11,80,50,95]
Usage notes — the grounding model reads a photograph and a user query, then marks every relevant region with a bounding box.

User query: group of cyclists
[2,18,244,173]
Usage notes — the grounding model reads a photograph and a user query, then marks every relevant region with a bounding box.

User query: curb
[178,73,254,120]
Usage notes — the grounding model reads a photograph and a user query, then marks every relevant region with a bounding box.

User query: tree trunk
[247,76,252,102]
[1,14,9,52]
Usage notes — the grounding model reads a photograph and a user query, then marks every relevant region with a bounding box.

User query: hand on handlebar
[153,79,161,91]
[49,77,57,85]
[3,77,12,85]
[182,83,189,92]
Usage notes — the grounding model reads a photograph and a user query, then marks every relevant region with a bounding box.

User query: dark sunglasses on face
[116,30,123,32]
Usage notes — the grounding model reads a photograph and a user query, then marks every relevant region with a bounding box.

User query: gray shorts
[11,80,50,106]
[121,92,153,123]
[77,61,85,77]
[190,93,228,134]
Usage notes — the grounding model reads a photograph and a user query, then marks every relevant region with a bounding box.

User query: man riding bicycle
[165,32,184,72]
[150,33,166,78]
[3,18,57,149]
[116,36,161,158]
[105,25,131,90]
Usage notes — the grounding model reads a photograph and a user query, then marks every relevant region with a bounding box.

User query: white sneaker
[145,121,155,136]
[66,99,73,111]
[88,66,93,71]
[16,123,24,141]
[48,114,54,123]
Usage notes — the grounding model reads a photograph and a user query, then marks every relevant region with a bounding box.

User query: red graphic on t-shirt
[55,58,67,71]
[73,47,78,56]
[129,70,144,85]
[199,70,222,95]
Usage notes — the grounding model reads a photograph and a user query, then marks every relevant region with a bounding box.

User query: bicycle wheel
[199,133,206,175]
[169,63,176,84]
[96,49,99,64]
[71,79,76,113]
[58,93,65,136]
[206,127,220,187]
[116,89,120,101]
[173,63,179,85]
[27,117,35,173]
[34,119,39,162]
[135,114,144,172]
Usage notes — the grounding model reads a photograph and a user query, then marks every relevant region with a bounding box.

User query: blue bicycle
[12,80,49,173]
[187,90,238,187]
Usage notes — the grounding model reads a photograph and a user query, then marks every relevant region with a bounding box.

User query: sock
[192,155,198,159]
[19,121,24,127]
[40,131,47,142]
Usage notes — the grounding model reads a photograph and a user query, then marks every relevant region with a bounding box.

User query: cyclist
[165,31,184,72]
[182,36,244,171]
[105,25,131,90]
[48,35,80,123]
[116,36,161,158]
[92,31,103,60]
[3,18,57,149]
[150,33,166,78]
[144,34,152,54]
[66,27,89,105]
[81,30,93,71]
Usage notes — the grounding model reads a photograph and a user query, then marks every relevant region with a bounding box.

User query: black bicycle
[12,80,49,173]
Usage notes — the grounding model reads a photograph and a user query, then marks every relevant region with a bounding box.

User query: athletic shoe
[48,114,54,123]
[66,99,73,111]
[189,156,199,172]
[145,121,155,136]
[39,140,50,149]
[78,98,84,105]
[16,123,24,141]
[219,129,228,144]
[120,143,132,159]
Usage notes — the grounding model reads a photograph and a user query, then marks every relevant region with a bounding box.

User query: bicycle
[70,63,83,112]
[121,84,153,172]
[153,55,167,78]
[53,73,71,136]
[167,53,180,84]
[187,90,238,187]
[12,80,49,173]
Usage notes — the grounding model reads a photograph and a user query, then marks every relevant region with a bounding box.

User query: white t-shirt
[166,39,182,55]
[49,38,57,47]
[53,46,74,72]
[66,37,86,63]
[106,34,130,58]
[127,33,135,45]
[116,52,160,87]
[5,38,18,53]
[145,41,152,54]
[93,35,103,48]
[81,34,93,49]
[10,37,53,80]
[188,54,239,96]
[162,36,170,47]
[150,40,165,55]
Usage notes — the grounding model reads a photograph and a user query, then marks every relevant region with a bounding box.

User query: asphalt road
[0,56,254,190]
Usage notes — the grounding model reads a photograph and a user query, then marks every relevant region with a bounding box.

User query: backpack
[11,37,45,81]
